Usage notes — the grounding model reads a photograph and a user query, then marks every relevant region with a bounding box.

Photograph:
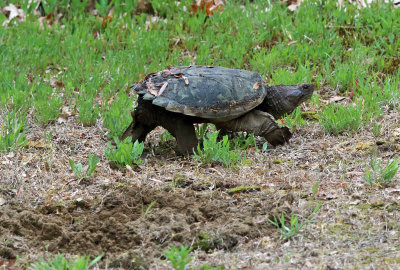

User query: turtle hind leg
[162,118,198,155]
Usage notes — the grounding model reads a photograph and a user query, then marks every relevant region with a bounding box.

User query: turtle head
[285,84,314,108]
[260,84,314,119]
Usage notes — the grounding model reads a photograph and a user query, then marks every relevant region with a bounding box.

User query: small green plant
[319,103,363,135]
[284,107,306,130]
[34,95,63,125]
[29,253,102,270]
[231,133,257,150]
[262,142,268,152]
[195,123,214,139]
[161,130,174,142]
[105,137,144,169]
[142,200,157,217]
[312,182,319,197]
[365,156,399,187]
[43,131,53,145]
[193,132,244,168]
[69,154,99,180]
[269,204,322,240]
[96,0,111,16]
[164,245,193,270]
[0,111,28,153]
[371,123,382,137]
[78,99,99,127]
[102,94,133,138]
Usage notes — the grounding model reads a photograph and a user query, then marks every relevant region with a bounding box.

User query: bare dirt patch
[1,108,400,269]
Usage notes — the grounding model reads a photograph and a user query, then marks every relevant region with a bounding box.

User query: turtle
[122,65,314,154]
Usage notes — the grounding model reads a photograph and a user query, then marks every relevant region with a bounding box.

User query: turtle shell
[134,66,267,120]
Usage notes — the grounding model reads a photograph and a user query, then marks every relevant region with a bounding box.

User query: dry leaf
[253,81,262,91]
[327,96,350,104]
[146,78,159,96]
[26,138,50,149]
[0,197,6,206]
[3,4,26,26]
[192,0,225,16]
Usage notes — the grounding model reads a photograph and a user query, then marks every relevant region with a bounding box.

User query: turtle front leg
[121,111,155,143]
[215,110,292,146]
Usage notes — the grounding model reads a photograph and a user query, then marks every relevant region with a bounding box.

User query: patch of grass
[193,132,244,168]
[230,133,257,150]
[34,86,63,125]
[102,93,133,139]
[227,186,261,195]
[142,200,157,217]
[0,110,28,153]
[77,98,99,127]
[29,253,102,270]
[161,129,174,142]
[283,107,306,130]
[365,156,399,187]
[319,103,363,135]
[105,137,144,169]
[269,204,322,240]
[164,245,193,270]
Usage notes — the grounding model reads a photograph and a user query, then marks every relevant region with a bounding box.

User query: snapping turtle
[122,66,314,154]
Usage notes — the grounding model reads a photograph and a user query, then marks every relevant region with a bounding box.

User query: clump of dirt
[0,185,286,267]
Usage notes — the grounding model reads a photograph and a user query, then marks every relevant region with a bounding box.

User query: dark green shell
[134,66,267,120]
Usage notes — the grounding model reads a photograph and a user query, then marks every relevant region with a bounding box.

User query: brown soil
[1,107,400,269]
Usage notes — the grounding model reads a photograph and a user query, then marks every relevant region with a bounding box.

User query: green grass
[29,253,102,270]
[319,102,364,135]
[0,110,28,152]
[105,137,145,169]
[269,204,322,240]
[365,156,399,187]
[2,0,400,262]
[193,132,245,168]
[1,0,399,140]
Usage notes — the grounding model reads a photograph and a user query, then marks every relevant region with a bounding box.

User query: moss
[200,181,212,186]
[272,159,283,164]
[382,257,400,264]
[356,203,372,210]
[387,202,400,212]
[370,201,385,209]
[227,186,261,195]
[193,232,238,252]
[301,111,319,120]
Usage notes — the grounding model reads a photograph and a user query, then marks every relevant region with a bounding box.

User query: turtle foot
[264,127,292,146]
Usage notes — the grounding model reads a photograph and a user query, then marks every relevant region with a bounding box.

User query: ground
[1,103,399,269]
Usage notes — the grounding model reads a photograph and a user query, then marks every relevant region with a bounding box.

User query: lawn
[1,0,400,269]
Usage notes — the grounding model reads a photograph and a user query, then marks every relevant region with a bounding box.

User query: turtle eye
[303,84,309,90]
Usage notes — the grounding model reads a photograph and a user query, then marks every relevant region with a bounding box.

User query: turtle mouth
[298,83,314,102]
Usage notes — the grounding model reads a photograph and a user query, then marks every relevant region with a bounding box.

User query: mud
[0,185,289,268]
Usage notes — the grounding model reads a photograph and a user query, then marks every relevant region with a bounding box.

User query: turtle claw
[265,127,292,146]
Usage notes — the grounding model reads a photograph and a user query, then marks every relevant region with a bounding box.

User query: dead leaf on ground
[26,138,50,149]
[326,96,351,104]
[192,0,225,16]
[0,197,6,206]
[2,4,25,26]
